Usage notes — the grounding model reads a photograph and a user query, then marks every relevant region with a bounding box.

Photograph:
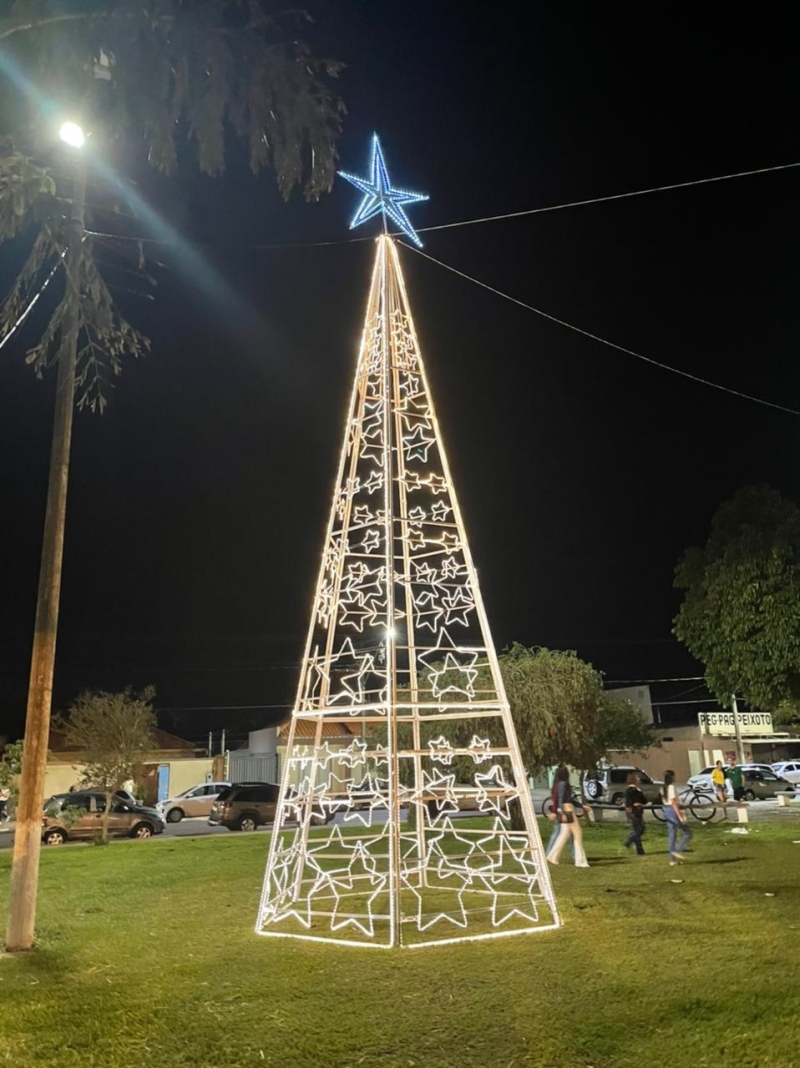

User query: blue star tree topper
[338,134,429,247]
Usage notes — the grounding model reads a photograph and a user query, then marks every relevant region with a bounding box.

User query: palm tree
[1,0,344,951]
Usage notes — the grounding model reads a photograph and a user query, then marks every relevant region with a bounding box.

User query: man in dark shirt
[623,772,647,856]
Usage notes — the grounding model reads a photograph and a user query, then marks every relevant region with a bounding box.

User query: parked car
[41,791,165,845]
[740,768,795,800]
[156,781,231,823]
[583,766,663,807]
[688,764,775,792]
[425,792,482,820]
[771,761,800,785]
[73,787,139,808]
[208,783,331,832]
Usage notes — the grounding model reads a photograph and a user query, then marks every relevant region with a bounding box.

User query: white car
[771,761,800,785]
[156,781,231,823]
[687,764,773,792]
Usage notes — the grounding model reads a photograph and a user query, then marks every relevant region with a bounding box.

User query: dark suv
[208,783,279,831]
[583,765,663,807]
[208,783,334,831]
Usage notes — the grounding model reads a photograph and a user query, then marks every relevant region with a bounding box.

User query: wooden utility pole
[731,693,745,765]
[5,156,86,952]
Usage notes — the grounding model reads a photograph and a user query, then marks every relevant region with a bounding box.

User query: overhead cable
[416,161,800,233]
[0,257,62,351]
[84,159,800,251]
[402,243,800,418]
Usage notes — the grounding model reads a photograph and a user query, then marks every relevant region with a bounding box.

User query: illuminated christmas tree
[256,136,559,947]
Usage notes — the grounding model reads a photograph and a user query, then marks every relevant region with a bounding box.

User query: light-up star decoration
[339,134,429,248]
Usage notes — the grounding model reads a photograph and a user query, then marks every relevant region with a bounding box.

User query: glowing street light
[58,121,86,148]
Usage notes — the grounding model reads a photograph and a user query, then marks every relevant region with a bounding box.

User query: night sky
[1,5,798,745]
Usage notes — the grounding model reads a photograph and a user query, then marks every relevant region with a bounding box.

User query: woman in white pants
[547,765,589,868]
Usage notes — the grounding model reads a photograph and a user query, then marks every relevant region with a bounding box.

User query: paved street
[1,790,798,849]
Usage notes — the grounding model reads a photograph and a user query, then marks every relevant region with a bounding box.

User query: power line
[158,703,292,712]
[0,257,62,351]
[403,243,800,419]
[605,676,705,684]
[83,158,800,251]
[86,228,370,250]
[416,160,800,233]
[651,698,719,706]
[662,682,709,702]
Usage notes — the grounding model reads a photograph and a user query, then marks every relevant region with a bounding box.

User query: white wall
[607,685,654,724]
[44,757,214,802]
[162,758,215,797]
[248,728,278,754]
[44,763,83,798]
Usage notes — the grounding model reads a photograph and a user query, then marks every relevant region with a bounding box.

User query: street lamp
[58,121,86,149]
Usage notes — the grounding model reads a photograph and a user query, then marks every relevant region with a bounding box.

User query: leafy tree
[773,700,800,727]
[413,644,658,774]
[57,686,157,842]
[593,692,656,765]
[0,0,344,407]
[674,485,800,712]
[393,644,657,828]
[499,644,604,773]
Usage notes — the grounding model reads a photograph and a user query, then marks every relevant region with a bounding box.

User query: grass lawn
[1,816,799,1068]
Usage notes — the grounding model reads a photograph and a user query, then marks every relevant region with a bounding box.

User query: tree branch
[0,6,306,43]
[0,10,175,42]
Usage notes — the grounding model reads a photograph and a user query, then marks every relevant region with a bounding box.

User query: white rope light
[256,235,559,948]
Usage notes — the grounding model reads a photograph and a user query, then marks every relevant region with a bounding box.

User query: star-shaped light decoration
[422,473,448,494]
[414,589,446,632]
[338,592,375,632]
[419,629,480,699]
[475,765,518,819]
[467,736,494,765]
[399,372,421,398]
[339,134,429,247]
[338,737,370,768]
[428,735,455,765]
[415,768,460,824]
[403,875,469,932]
[360,528,381,554]
[442,586,475,627]
[328,648,377,707]
[404,425,436,462]
[439,555,465,580]
[345,774,389,827]
[362,469,384,495]
[399,396,432,431]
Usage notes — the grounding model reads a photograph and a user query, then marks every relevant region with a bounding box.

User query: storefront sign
[698,711,773,736]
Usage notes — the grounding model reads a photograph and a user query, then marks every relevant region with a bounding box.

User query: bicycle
[540,790,586,819]
[685,785,723,822]
[651,785,720,823]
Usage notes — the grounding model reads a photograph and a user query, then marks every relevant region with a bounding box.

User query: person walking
[660,769,692,865]
[623,771,646,856]
[545,768,575,861]
[547,766,589,868]
[711,760,727,803]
